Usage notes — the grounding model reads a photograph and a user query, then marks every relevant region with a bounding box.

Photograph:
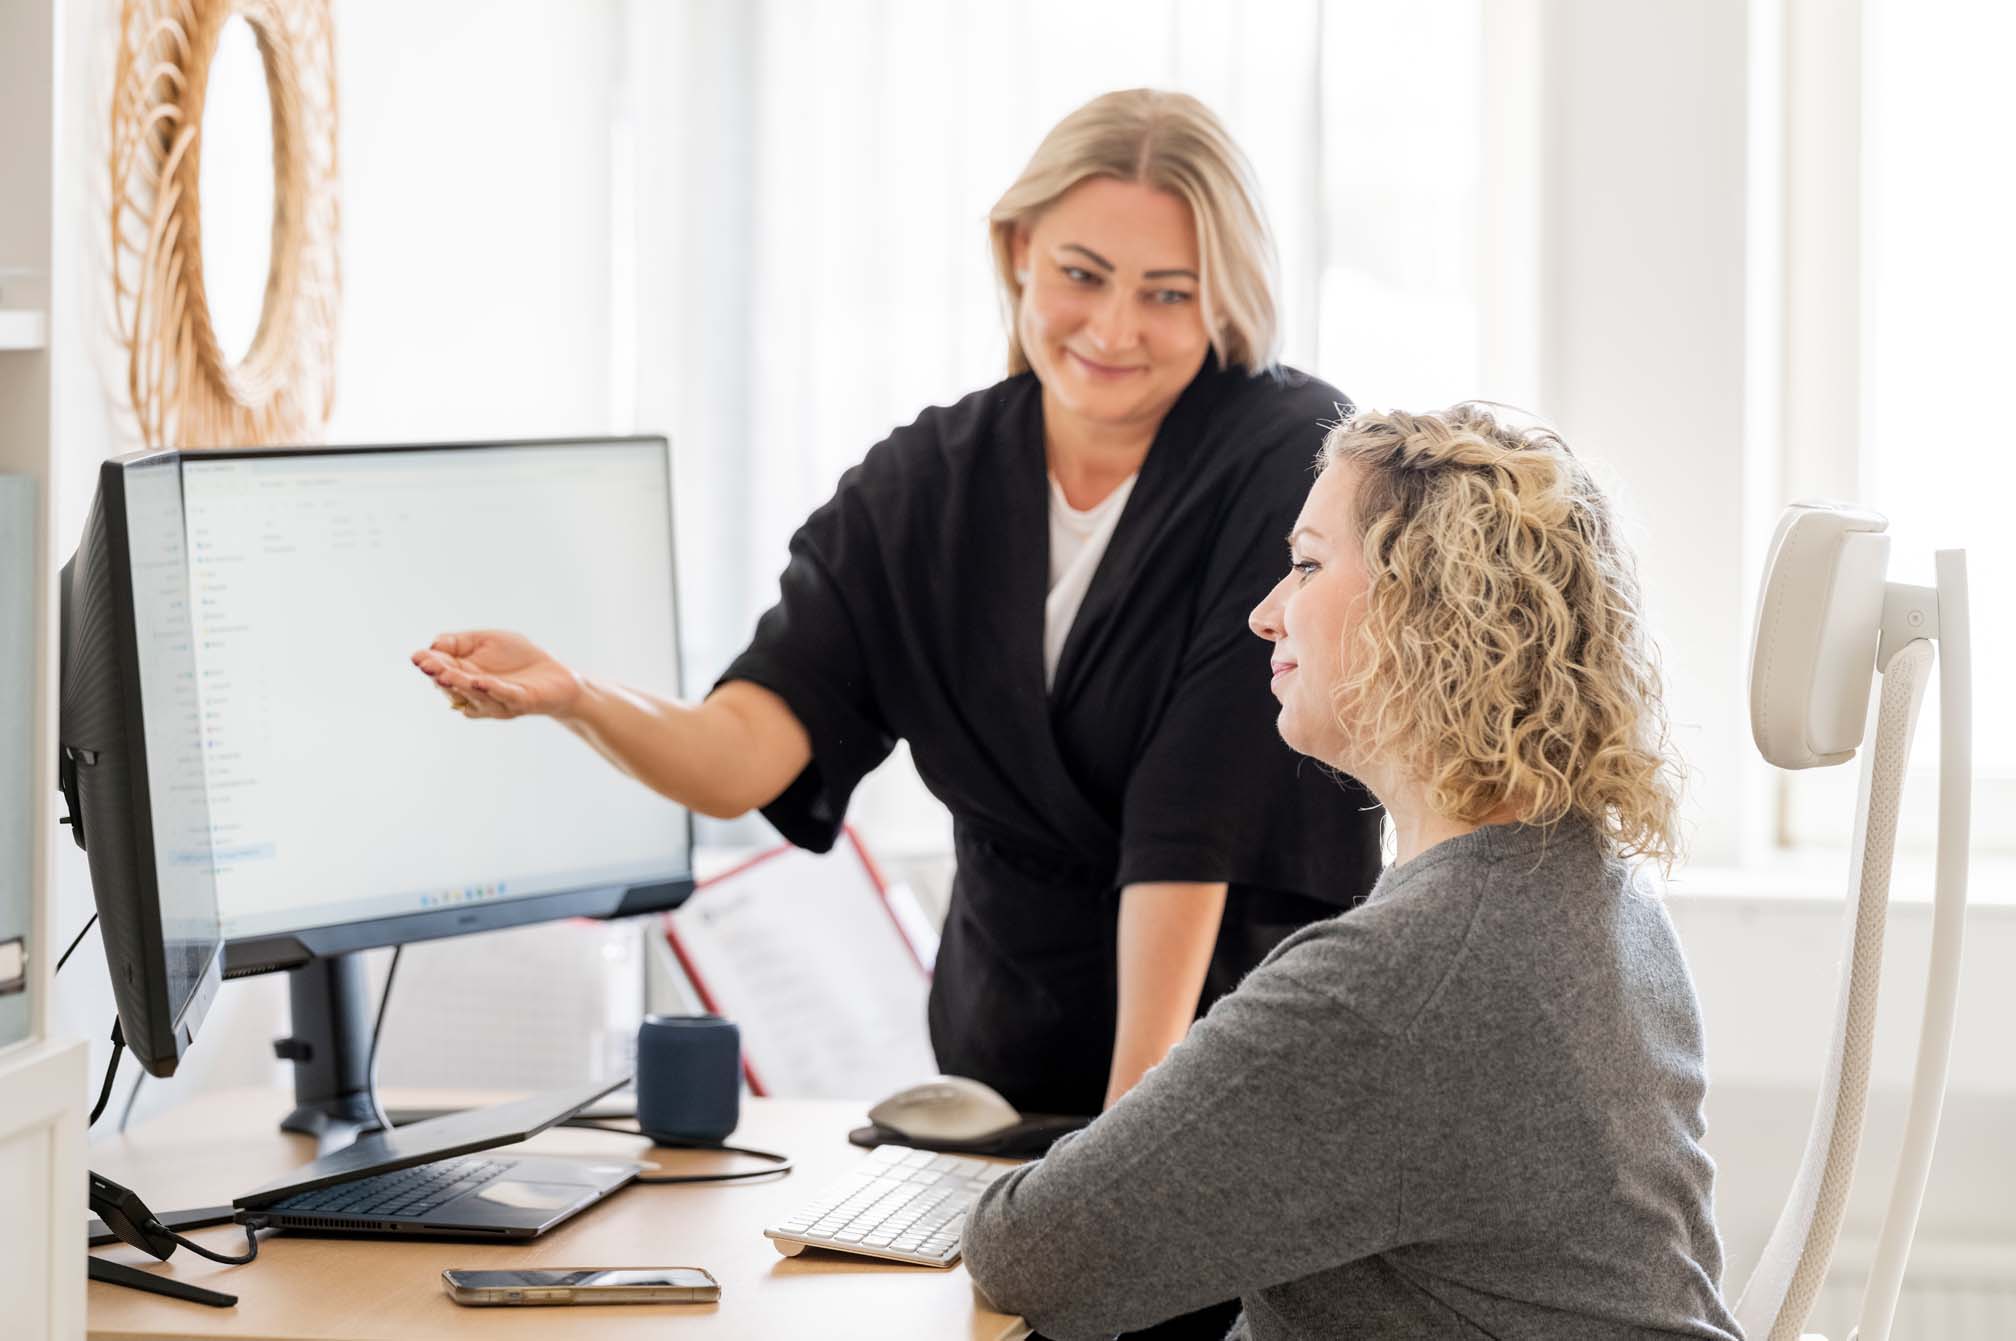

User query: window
[1783,0,2014,852]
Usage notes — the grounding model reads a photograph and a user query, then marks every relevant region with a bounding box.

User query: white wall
[1534,0,1764,869]
[48,0,626,1134]
[324,3,617,445]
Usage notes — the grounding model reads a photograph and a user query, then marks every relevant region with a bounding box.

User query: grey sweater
[963,821,1743,1340]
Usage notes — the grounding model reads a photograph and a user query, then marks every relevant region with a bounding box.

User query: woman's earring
[1014,268,1031,286]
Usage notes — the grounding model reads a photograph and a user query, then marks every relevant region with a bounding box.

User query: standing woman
[414,90,1380,1119]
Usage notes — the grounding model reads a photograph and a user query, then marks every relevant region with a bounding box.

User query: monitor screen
[122,455,223,1033]
[176,440,690,948]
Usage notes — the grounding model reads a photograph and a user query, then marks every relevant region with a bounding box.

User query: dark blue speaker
[635,1014,741,1143]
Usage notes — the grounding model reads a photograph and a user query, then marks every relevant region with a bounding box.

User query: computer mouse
[867,1075,1022,1143]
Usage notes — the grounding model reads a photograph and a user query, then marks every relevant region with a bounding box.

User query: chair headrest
[1747,500,1890,769]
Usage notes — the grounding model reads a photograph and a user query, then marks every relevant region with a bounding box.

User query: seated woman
[963,404,1741,1340]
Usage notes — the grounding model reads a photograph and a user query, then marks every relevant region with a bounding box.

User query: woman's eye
[1151,289,1195,305]
[1291,560,1320,582]
[1061,265,1098,284]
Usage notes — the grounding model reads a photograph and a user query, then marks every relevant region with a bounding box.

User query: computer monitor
[58,452,224,1078]
[62,437,695,1137]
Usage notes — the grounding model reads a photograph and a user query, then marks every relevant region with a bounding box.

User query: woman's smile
[1067,348,1148,379]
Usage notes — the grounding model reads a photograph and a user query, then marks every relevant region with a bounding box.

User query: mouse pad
[848,1114,1090,1158]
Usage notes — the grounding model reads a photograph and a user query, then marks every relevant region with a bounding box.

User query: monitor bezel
[167,436,696,978]
[81,452,226,1074]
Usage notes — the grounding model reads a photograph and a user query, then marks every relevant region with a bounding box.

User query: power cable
[364,946,401,1133]
[55,913,99,974]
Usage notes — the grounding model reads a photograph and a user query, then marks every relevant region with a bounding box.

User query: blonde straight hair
[989,89,1280,376]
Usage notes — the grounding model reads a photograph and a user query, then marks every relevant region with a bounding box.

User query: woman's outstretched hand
[411,631,583,719]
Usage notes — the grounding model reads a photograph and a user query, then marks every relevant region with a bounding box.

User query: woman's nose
[1085,289,1139,352]
[1249,577,1287,641]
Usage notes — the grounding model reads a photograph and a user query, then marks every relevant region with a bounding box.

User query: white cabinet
[0,1040,88,1341]
[0,308,47,350]
[0,0,85,1336]
[2,476,35,1052]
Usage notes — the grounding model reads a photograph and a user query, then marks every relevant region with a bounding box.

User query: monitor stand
[273,953,384,1156]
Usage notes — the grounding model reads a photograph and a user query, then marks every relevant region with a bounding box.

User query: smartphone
[442,1267,721,1306]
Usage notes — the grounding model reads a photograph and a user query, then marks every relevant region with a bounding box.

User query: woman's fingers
[456,671,517,717]
[474,675,531,713]
[453,685,511,718]
[431,678,479,713]
[413,648,478,680]
[423,664,511,717]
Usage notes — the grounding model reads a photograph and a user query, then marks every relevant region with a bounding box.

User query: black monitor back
[59,453,222,1077]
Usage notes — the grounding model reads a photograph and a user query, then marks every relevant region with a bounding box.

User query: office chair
[1732,502,1972,1341]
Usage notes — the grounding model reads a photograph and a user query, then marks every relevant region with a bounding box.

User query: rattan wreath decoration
[110,0,339,449]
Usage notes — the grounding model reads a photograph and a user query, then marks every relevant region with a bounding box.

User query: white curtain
[621,0,1485,851]
[1783,0,2016,851]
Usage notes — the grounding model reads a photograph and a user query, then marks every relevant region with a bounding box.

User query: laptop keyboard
[270,1156,509,1218]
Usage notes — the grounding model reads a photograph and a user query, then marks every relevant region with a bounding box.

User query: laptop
[233,1077,643,1239]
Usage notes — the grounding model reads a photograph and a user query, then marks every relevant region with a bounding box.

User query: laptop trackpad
[469,1181,587,1211]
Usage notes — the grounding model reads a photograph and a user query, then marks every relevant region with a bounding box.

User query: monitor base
[277,1094,382,1159]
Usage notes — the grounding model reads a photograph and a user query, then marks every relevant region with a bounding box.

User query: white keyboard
[764,1144,1015,1267]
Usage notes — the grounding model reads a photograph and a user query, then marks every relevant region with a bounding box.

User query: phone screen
[448,1269,715,1290]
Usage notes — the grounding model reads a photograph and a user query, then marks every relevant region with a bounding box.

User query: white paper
[667,839,938,1101]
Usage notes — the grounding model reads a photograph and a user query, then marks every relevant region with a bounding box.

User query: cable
[636,1144,792,1184]
[558,1119,793,1184]
[117,1070,147,1134]
[170,1220,264,1265]
[55,913,98,974]
[364,946,401,1134]
[87,1020,126,1127]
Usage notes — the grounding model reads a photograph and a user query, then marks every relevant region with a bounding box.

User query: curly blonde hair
[1323,404,1683,869]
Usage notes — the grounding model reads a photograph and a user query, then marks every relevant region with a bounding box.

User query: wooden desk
[85,1089,1029,1340]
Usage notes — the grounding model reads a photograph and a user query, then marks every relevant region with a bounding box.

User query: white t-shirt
[1044,471,1138,689]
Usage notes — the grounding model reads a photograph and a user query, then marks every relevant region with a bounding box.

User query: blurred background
[21,0,2015,1332]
